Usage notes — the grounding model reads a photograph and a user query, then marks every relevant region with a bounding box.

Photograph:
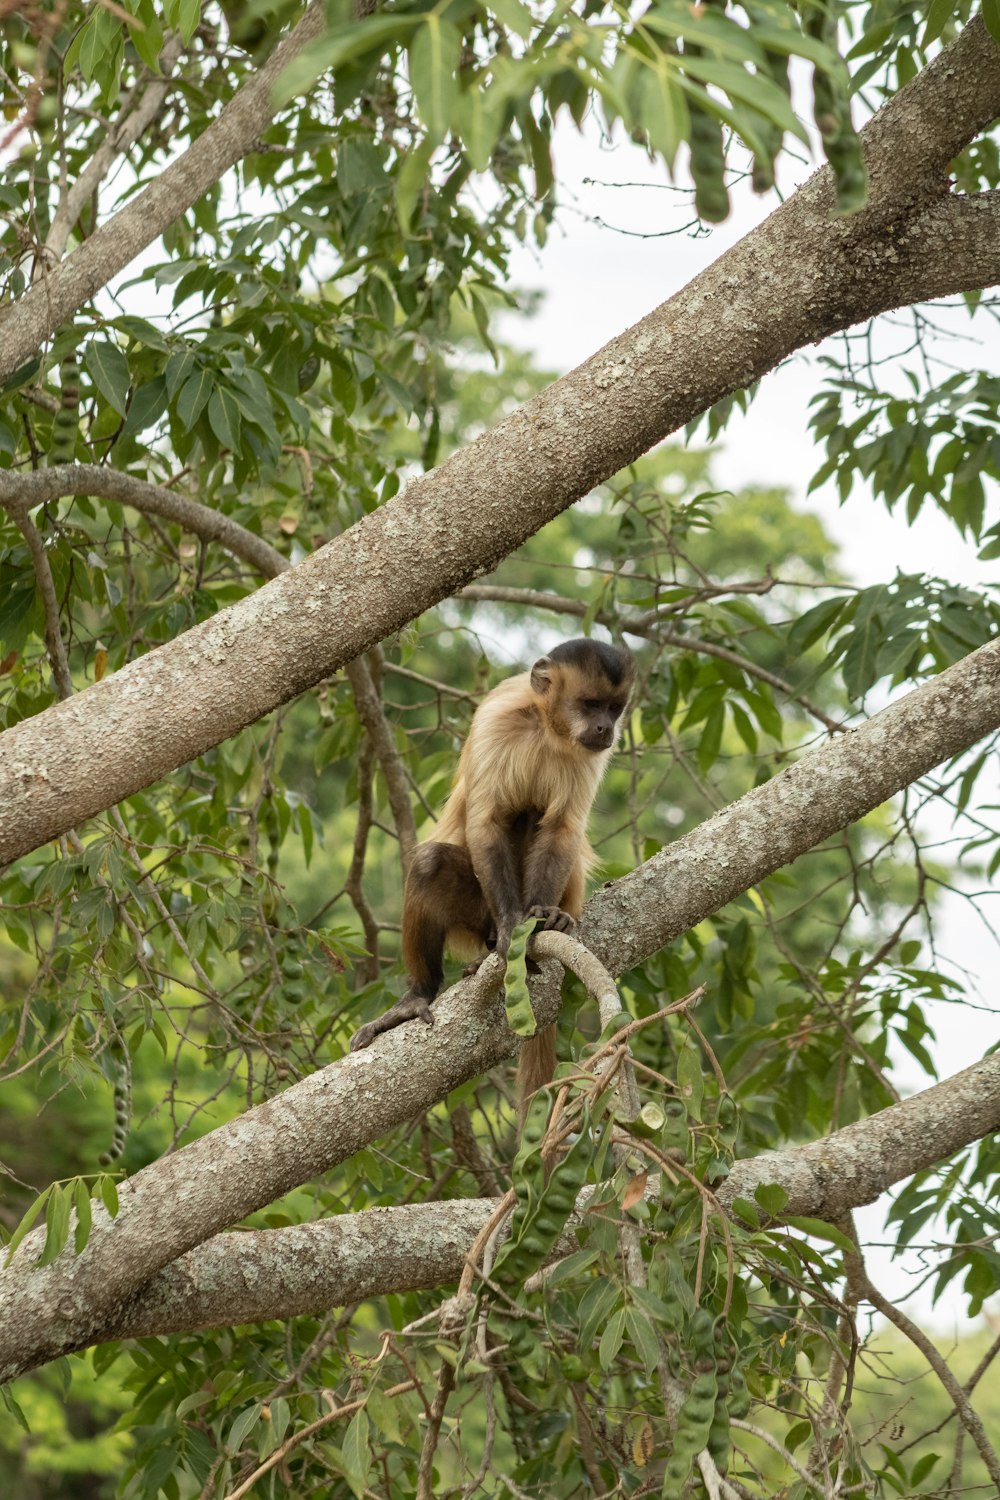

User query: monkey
[350,638,635,1111]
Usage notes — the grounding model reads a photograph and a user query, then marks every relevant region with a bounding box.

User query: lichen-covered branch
[6,1051,995,1370]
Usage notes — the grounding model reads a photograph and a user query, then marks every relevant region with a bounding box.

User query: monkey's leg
[349,844,489,1051]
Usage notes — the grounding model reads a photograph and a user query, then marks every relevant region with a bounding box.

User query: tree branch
[0,463,288,581]
[4,638,1000,1380]
[44,33,186,261]
[3,21,1000,864]
[0,3,325,378]
[717,1053,1000,1220]
[6,1050,995,1369]
[842,1219,1000,1491]
[458,583,844,732]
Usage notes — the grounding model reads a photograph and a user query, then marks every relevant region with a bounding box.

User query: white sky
[498,117,1000,1331]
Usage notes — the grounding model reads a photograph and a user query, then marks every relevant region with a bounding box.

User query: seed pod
[50,354,80,466]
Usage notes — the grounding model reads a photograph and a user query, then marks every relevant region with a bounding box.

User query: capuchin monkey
[350,638,635,1109]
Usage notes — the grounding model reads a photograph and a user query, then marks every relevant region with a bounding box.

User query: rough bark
[3,20,1000,865]
[717,1054,1000,1220]
[3,639,1000,1381]
[6,1052,997,1362]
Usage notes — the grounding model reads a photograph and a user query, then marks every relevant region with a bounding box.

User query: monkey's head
[530,639,635,752]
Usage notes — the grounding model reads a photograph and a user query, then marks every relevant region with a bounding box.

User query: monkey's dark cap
[548,638,634,686]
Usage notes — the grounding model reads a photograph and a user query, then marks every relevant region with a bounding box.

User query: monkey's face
[531,642,635,752]
[571,692,629,752]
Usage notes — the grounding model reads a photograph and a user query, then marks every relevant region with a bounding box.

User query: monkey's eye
[583,699,603,712]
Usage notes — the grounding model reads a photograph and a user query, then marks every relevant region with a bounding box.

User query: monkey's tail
[516,1025,556,1129]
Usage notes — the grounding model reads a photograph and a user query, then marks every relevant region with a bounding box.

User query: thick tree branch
[3,22,1000,865]
[717,1053,1000,1220]
[0,3,325,378]
[10,1052,997,1366]
[3,638,1000,1381]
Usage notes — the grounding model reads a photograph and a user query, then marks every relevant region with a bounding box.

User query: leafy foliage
[1,1,1000,1497]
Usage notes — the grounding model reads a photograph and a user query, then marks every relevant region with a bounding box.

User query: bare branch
[843,1219,1000,1491]
[345,652,417,869]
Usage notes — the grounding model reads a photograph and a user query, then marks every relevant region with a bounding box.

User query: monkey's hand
[349,993,435,1052]
[526,905,577,934]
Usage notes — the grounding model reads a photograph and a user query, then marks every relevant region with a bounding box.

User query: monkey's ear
[530,656,554,694]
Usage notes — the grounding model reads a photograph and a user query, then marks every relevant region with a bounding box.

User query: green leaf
[680,54,808,144]
[921,0,953,47]
[0,1384,29,1433]
[626,1305,662,1377]
[637,57,689,168]
[177,367,214,431]
[676,1037,703,1121]
[74,1178,93,1255]
[396,136,435,234]
[122,376,168,439]
[457,86,504,174]
[503,920,537,1037]
[227,1404,262,1456]
[787,595,846,653]
[176,0,200,44]
[85,341,130,415]
[598,1306,627,1370]
[409,18,461,143]
[783,1216,856,1252]
[37,1183,70,1266]
[207,385,243,451]
[4,1186,51,1266]
[100,1175,120,1217]
[342,1408,371,1496]
[488,0,533,42]
[754,1181,789,1216]
[164,347,196,400]
[130,0,164,72]
[273,17,421,108]
[910,1453,941,1486]
[983,0,1000,47]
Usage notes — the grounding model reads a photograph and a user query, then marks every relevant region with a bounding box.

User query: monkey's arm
[466,816,524,955]
[522,815,586,923]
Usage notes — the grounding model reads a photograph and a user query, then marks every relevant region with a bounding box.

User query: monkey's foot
[462,957,487,977]
[526,905,577,933]
[349,994,435,1051]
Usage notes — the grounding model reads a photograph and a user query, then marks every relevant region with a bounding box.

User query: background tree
[1,2,1000,1496]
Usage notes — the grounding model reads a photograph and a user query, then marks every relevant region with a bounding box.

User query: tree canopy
[1,2,1000,1497]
